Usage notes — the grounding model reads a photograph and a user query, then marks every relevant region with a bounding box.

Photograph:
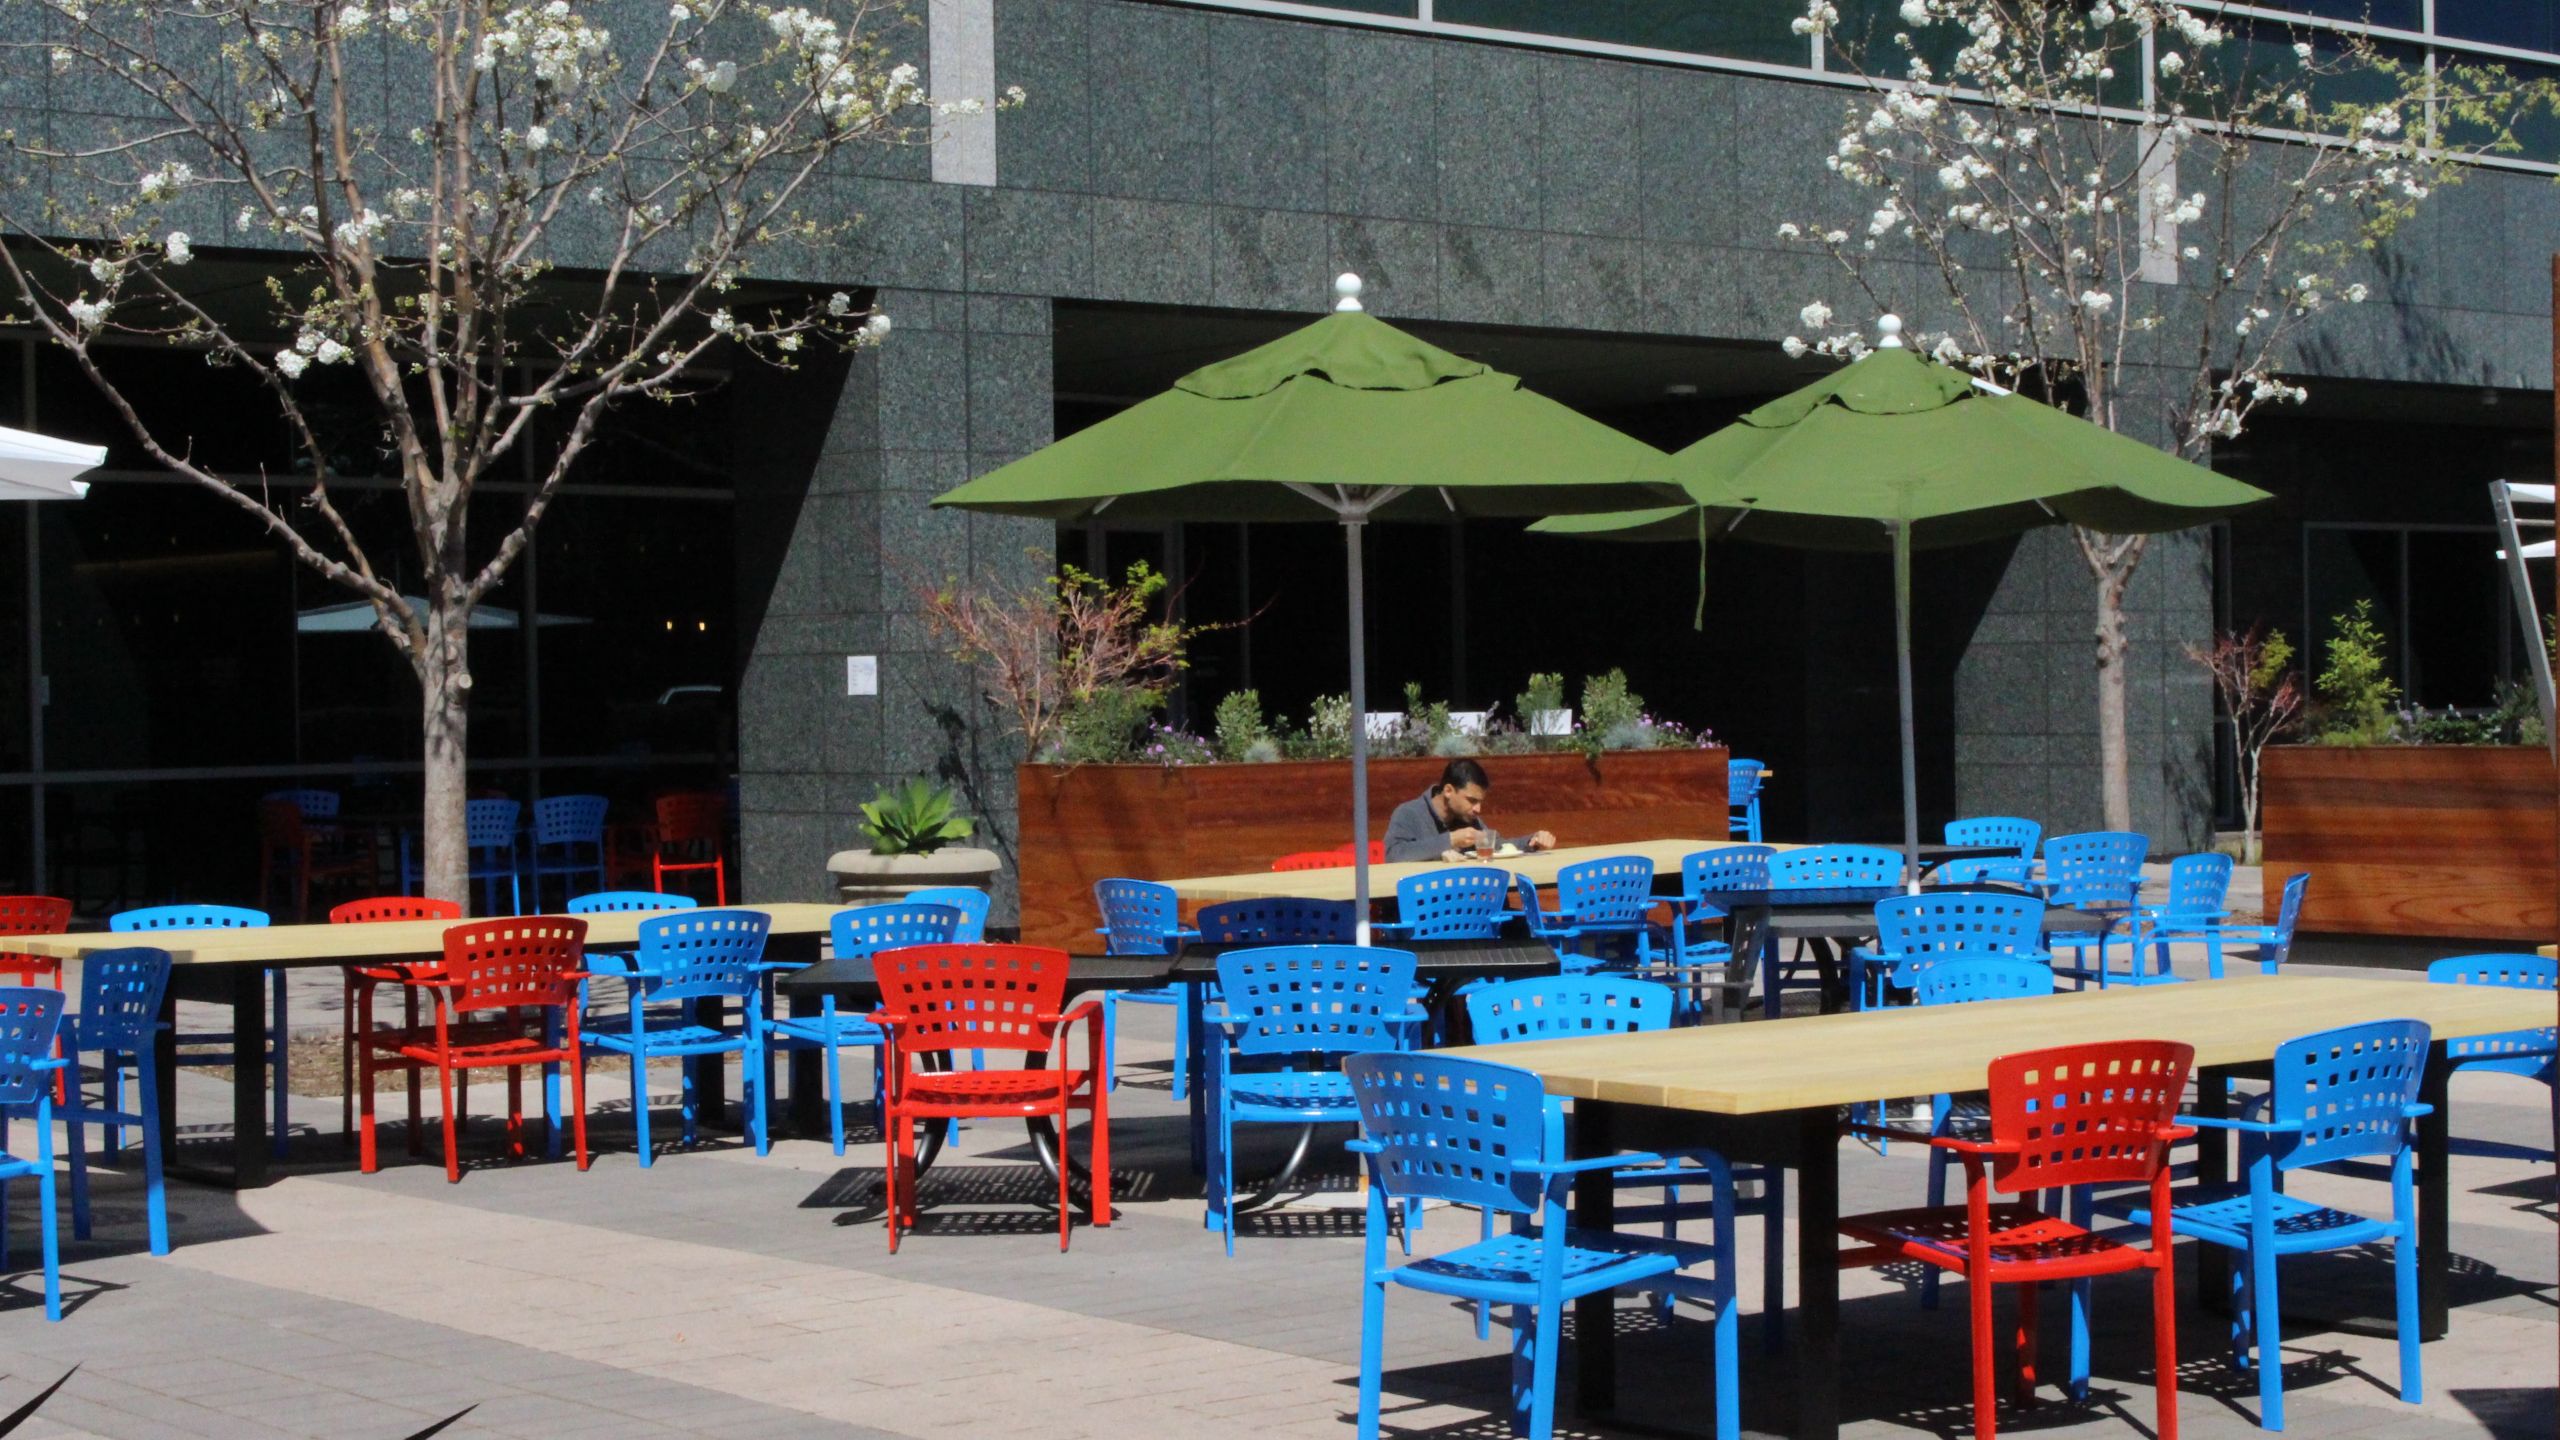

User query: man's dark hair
[1437,758,1490,793]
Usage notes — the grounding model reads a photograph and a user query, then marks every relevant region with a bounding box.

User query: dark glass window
[2404,529,2508,707]
[2438,1,2559,54]
[2260,0,2422,28]
[0,789,27,894]
[1439,0,1809,65]
[533,495,736,761]
[2304,526,2403,695]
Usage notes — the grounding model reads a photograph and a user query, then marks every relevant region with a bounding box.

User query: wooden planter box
[1013,748,1730,952]
[2261,744,2556,941]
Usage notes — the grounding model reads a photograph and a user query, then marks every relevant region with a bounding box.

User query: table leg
[1574,1100,1619,1412]
[787,990,823,1136]
[1187,983,1210,1176]
[1793,1108,1840,1440]
[2417,1046,2452,1340]
[2195,1063,2234,1315]
[230,966,271,1189]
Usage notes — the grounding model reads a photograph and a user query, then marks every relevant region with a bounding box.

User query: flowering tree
[1781,0,2553,831]
[0,1,1008,903]
[2183,624,2301,862]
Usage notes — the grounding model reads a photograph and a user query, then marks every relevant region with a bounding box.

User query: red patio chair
[1271,850,1344,872]
[651,792,730,904]
[258,797,372,921]
[357,916,591,1183]
[874,943,1109,1252]
[333,895,464,1145]
[0,896,73,987]
[1838,1040,2194,1440]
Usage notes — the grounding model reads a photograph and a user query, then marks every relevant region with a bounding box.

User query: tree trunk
[2239,758,2262,866]
[418,602,472,910]
[2095,562,2134,834]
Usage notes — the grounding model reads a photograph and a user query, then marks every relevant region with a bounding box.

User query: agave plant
[858,778,975,856]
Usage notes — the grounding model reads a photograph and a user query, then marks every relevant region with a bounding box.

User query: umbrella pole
[1895,521,1920,893]
[1345,512,1373,945]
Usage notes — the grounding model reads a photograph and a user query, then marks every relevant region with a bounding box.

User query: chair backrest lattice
[1270,851,1346,872]
[630,910,772,1003]
[261,788,342,821]
[0,988,66,1108]
[1555,856,1655,926]
[1393,868,1510,940]
[1345,1052,1552,1216]
[259,797,317,848]
[1726,760,1767,805]
[654,792,728,850]
[0,897,71,938]
[1876,891,2046,959]
[873,943,1070,1058]
[111,904,270,933]
[1984,1040,2194,1195]
[434,918,586,1014]
[1682,846,1773,902]
[1772,843,1900,889]
[2267,1020,2431,1171]
[2042,832,2147,909]
[2428,953,2557,1073]
[1095,878,1185,955]
[332,896,464,925]
[462,799,523,853]
[1913,956,2056,1007]
[1215,944,1418,1058]
[833,903,963,963]
[75,947,172,1053]
[533,795,611,847]
[2160,852,2234,918]
[904,888,992,942]
[1196,898,1356,946]
[2263,872,2309,967]
[569,891,699,915]
[1464,974,1673,1045]
[1945,816,2040,860]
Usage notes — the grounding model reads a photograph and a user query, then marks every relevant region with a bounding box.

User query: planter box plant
[2259,744,2555,941]
[1012,747,1729,953]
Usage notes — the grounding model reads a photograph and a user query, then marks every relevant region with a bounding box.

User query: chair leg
[1087,1074,1111,1229]
[66,1089,90,1241]
[1356,1272,1388,1440]
[2393,1228,2422,1404]
[2252,1246,2284,1431]
[2155,1251,2182,1440]
[340,974,358,1143]
[138,1053,168,1256]
[440,1062,464,1183]
[631,1054,653,1168]
[824,1033,846,1156]
[1509,1303,1536,1438]
[568,1044,590,1171]
[1526,1295,1563,1440]
[1475,1207,1494,1340]
[2014,1276,2041,1405]
[1970,1272,2000,1440]
[886,1106,912,1253]
[36,1122,59,1322]
[358,1044,381,1173]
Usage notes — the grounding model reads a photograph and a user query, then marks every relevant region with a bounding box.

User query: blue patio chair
[1345,1051,1740,1440]
[1204,944,1419,1255]
[1464,974,1785,1348]
[401,797,526,915]
[1094,878,1200,1097]
[1378,866,1511,941]
[582,909,775,1165]
[61,946,173,1257]
[567,891,701,1026]
[111,904,289,1159]
[904,887,991,941]
[1726,758,1767,842]
[2037,831,2147,987]
[525,795,611,912]
[1763,843,1900,1013]
[2175,871,2309,980]
[2128,851,2235,981]
[1848,889,2049,1012]
[0,988,68,1320]
[1907,956,2058,1310]
[1548,855,1659,971]
[1932,816,2040,885]
[1196,897,1357,946]
[766,902,962,1155]
[2427,954,2556,1162]
[1662,846,1773,1021]
[2095,1020,2432,1431]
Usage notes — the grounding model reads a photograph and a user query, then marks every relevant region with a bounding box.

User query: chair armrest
[1519,1149,1667,1177]
[1368,921,1415,938]
[583,955,640,976]
[2157,1123,2197,1143]
[1053,997,1105,1029]
[2400,1102,2435,1119]
[30,1056,67,1072]
[1345,1137,1382,1156]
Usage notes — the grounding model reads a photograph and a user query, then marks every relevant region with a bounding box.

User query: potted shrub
[826,777,1003,906]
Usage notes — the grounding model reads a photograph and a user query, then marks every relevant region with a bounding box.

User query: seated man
[1381,758,1558,863]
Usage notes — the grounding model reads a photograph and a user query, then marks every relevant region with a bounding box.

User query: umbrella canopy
[934,275,1680,934]
[0,424,105,501]
[1531,317,2271,882]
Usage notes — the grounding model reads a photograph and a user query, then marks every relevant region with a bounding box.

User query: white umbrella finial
[1334,273,1364,313]
[1876,314,1904,348]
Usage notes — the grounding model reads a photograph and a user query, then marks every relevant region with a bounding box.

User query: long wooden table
[1161,839,1743,904]
[1439,975,2540,1440]
[12,903,851,1187]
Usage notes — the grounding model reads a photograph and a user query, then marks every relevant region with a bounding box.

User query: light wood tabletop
[1161,838,1765,903]
[1439,974,2538,1116]
[5,901,852,967]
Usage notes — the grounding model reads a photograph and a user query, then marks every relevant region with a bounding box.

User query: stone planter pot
[825,846,1005,908]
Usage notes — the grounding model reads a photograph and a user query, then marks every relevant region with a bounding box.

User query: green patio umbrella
[1533,315,2272,883]
[933,275,1678,934]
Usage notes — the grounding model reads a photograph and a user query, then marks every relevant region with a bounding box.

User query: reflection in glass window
[2257,0,2421,28]
[2437,1,2559,55]
[1438,0,1809,66]
[533,495,735,762]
